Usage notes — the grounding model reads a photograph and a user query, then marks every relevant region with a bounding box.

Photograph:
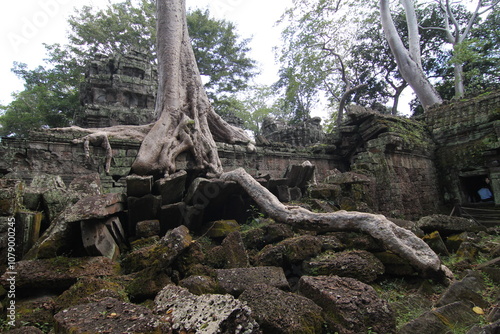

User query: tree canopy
[0,0,257,137]
[276,0,499,123]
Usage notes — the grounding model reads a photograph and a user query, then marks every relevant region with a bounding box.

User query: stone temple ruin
[0,50,499,333]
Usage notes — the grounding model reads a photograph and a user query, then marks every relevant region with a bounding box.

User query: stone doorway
[459,174,492,204]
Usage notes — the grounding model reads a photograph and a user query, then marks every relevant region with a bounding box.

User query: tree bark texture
[130,0,252,177]
[222,168,445,276]
[380,0,443,110]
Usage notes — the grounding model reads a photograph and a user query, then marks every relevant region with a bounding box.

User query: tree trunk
[130,0,252,177]
[454,60,465,98]
[222,168,447,277]
[380,0,443,110]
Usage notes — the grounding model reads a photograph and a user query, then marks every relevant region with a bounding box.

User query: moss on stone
[55,277,128,312]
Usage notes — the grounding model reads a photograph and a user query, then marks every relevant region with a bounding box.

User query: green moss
[56,277,128,311]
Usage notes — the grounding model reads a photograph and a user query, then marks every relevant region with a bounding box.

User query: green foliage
[0,1,257,137]
[188,9,257,108]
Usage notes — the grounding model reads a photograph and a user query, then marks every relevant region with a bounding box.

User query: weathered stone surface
[125,268,173,300]
[105,216,127,250]
[261,116,325,147]
[254,235,323,267]
[154,170,187,205]
[76,49,158,128]
[13,295,56,328]
[284,162,316,190]
[125,174,153,197]
[54,297,165,334]
[239,283,324,333]
[136,219,160,238]
[327,231,383,251]
[216,266,289,296]
[55,277,128,312]
[154,285,261,333]
[276,184,291,202]
[178,275,220,295]
[298,275,396,334]
[477,257,500,283]
[435,272,489,309]
[121,225,192,273]
[423,231,450,256]
[81,220,120,260]
[221,231,250,268]
[13,211,43,257]
[241,222,294,250]
[374,251,417,276]
[127,194,161,234]
[0,257,120,291]
[204,219,240,238]
[25,193,126,259]
[68,173,102,197]
[416,214,486,233]
[398,301,480,334]
[303,250,385,283]
[159,202,203,233]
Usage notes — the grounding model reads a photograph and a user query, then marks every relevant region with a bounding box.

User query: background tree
[422,3,500,100]
[428,0,499,98]
[0,0,256,136]
[380,0,443,110]
[277,0,414,125]
[380,0,499,110]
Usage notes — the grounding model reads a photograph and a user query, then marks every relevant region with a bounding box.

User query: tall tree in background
[0,0,256,136]
[423,0,499,98]
[380,0,499,109]
[277,0,415,125]
[380,0,443,110]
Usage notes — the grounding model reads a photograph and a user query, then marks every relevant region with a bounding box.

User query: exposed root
[221,167,446,277]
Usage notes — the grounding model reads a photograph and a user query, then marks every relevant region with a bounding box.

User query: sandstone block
[216,266,289,296]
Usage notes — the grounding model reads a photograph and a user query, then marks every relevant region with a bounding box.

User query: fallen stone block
[126,174,153,197]
[0,256,120,291]
[136,220,160,238]
[416,214,486,233]
[239,283,324,333]
[154,285,261,333]
[303,250,385,283]
[121,225,192,273]
[399,301,480,333]
[127,194,161,234]
[435,272,489,309]
[154,170,187,205]
[54,297,165,334]
[221,231,249,268]
[81,220,120,260]
[298,275,396,334]
[216,266,289,296]
[25,193,126,259]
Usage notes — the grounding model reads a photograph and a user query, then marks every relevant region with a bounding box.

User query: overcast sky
[0,0,293,108]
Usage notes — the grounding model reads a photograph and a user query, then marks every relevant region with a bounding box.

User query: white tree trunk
[380,0,443,110]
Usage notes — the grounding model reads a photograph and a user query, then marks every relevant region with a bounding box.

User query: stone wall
[0,133,339,195]
[424,91,500,205]
[335,109,440,219]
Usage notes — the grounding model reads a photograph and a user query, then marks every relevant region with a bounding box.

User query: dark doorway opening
[460,174,491,204]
